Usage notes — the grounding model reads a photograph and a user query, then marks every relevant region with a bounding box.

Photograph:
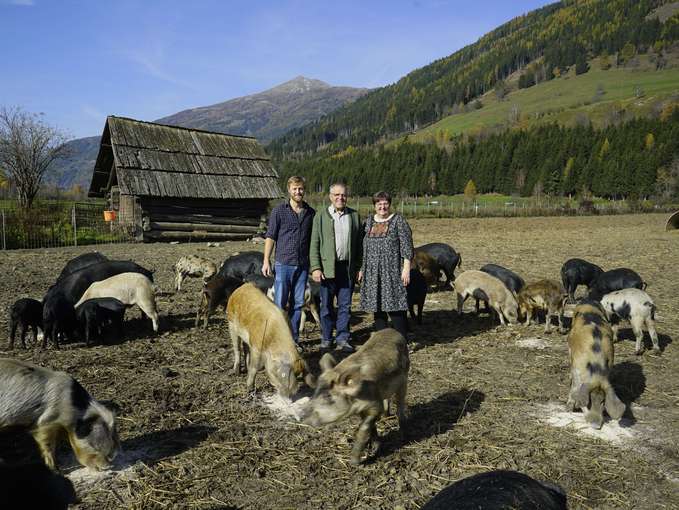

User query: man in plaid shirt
[262,175,315,351]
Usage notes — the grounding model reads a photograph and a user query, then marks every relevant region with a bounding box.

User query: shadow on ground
[372,388,485,462]
[610,361,646,425]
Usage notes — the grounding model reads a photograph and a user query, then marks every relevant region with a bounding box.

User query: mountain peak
[270,76,332,94]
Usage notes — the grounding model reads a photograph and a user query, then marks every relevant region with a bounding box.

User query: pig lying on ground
[195,275,243,328]
[454,270,518,326]
[566,301,625,429]
[561,258,603,303]
[600,288,659,354]
[75,272,159,333]
[227,283,314,397]
[304,328,409,465]
[174,255,217,292]
[0,358,119,471]
[421,470,567,510]
[517,279,567,333]
[8,298,43,349]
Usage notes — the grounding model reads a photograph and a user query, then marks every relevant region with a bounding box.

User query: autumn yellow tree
[645,133,655,150]
[464,179,477,202]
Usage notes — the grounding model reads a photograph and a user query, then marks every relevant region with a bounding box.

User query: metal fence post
[1,209,5,250]
[72,205,77,247]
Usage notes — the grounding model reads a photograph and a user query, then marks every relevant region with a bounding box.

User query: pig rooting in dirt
[304,328,409,465]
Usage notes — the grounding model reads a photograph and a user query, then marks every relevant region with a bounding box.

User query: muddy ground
[0,213,678,510]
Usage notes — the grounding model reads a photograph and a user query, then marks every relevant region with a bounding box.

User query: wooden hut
[87,116,282,242]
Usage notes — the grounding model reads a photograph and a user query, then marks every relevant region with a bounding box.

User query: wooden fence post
[72,205,77,247]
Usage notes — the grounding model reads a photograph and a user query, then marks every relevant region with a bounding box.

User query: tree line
[276,107,679,200]
[269,0,679,157]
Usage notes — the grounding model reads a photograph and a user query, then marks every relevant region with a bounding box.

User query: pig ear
[338,368,360,388]
[319,353,337,372]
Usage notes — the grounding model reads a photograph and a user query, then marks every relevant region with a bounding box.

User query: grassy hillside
[408,56,679,144]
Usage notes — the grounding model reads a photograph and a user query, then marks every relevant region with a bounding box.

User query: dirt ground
[1,213,678,510]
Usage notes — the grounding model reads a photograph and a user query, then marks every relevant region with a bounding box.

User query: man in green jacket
[310,182,363,352]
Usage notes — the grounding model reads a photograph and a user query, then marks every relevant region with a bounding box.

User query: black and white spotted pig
[600,288,659,355]
[566,302,625,429]
[0,358,120,471]
[560,258,603,303]
[174,255,217,292]
[8,298,43,349]
[587,268,645,301]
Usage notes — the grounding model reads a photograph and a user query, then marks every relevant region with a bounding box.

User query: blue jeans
[273,262,308,343]
[320,261,353,344]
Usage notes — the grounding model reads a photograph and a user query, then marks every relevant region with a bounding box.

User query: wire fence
[0,202,136,250]
[305,196,675,219]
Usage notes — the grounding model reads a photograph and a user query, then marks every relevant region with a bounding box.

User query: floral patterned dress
[360,213,413,312]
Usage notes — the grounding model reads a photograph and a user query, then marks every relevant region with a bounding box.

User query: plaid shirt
[265,201,315,266]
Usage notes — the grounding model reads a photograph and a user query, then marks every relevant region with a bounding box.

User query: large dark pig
[56,252,108,282]
[43,260,153,348]
[243,273,274,293]
[304,328,409,465]
[45,260,154,306]
[415,243,462,288]
[421,470,567,510]
[480,263,525,294]
[587,268,645,301]
[560,258,603,302]
[217,251,264,281]
[407,268,427,325]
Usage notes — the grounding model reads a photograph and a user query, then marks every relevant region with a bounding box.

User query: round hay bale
[666,211,679,231]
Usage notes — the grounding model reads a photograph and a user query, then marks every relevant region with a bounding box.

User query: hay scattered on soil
[65,448,145,490]
[516,337,550,349]
[535,402,636,444]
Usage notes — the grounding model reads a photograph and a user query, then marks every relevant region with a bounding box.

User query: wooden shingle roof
[88,116,282,199]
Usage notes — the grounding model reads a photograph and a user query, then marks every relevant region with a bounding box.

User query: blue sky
[1,0,551,139]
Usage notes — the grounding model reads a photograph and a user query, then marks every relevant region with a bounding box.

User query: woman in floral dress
[358,191,413,337]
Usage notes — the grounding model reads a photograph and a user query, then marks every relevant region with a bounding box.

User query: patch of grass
[403,57,679,145]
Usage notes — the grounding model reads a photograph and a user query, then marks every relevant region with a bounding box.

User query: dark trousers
[319,261,353,343]
[374,310,408,338]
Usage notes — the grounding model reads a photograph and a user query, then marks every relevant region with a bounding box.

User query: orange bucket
[103,210,116,222]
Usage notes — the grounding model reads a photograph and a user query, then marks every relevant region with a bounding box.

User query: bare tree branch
[0,106,68,209]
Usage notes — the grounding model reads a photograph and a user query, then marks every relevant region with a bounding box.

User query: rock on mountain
[156,76,368,143]
[50,76,367,189]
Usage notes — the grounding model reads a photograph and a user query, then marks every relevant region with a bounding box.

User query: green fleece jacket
[309,206,362,280]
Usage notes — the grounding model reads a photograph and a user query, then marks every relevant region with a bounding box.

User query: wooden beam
[144,230,252,241]
[148,221,261,233]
